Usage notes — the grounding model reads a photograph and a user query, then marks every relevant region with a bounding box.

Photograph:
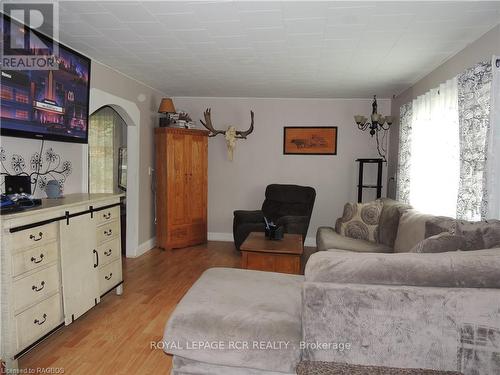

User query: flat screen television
[1,14,91,143]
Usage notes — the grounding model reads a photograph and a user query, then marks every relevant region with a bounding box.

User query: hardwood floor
[18,241,241,375]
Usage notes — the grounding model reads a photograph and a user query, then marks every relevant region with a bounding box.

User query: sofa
[233,184,316,250]
[163,198,500,375]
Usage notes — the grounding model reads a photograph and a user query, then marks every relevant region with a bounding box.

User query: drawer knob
[32,281,45,292]
[104,249,112,256]
[34,313,47,325]
[29,232,43,241]
[30,253,45,264]
[104,229,113,236]
[105,272,113,280]
[103,212,112,220]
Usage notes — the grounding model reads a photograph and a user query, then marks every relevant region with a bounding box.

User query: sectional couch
[162,198,500,375]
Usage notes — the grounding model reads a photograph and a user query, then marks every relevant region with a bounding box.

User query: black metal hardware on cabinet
[34,313,47,325]
[104,249,112,256]
[104,229,113,236]
[93,249,99,268]
[30,253,44,263]
[103,212,111,220]
[9,203,121,233]
[29,232,43,241]
[32,281,45,292]
[105,273,113,280]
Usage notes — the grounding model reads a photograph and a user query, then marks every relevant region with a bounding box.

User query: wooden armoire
[155,128,208,250]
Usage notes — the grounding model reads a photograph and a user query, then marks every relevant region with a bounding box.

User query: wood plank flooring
[18,241,241,375]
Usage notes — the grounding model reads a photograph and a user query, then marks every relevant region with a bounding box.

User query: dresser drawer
[9,223,58,252]
[97,239,120,268]
[13,263,61,312]
[15,293,63,352]
[99,258,122,296]
[12,241,59,277]
[96,206,120,226]
[96,220,120,245]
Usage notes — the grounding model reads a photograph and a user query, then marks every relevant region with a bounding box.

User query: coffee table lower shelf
[240,232,303,275]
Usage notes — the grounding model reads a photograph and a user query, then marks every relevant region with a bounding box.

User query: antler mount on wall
[200,108,254,161]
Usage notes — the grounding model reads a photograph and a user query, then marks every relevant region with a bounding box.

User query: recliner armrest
[233,210,264,225]
[276,215,309,233]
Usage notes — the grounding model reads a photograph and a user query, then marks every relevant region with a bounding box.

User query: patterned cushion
[455,219,500,250]
[339,201,383,243]
[410,232,467,253]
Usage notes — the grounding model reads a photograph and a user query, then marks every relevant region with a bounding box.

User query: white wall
[0,137,84,198]
[174,97,391,244]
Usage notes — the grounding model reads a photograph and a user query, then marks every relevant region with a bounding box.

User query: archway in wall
[89,106,128,254]
[87,88,141,258]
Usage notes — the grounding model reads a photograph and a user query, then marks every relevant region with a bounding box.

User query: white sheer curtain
[486,56,500,219]
[409,78,460,217]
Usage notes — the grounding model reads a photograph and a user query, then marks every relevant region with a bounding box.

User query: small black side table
[356,158,384,203]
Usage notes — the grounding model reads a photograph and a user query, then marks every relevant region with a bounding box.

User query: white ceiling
[53,1,500,98]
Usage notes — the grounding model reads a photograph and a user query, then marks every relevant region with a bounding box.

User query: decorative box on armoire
[155,127,208,250]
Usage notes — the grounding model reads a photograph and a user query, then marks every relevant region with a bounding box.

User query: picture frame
[283,126,338,155]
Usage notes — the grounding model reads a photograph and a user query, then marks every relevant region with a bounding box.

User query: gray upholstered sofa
[163,199,500,375]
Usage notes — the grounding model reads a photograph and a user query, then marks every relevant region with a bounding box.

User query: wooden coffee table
[240,232,303,275]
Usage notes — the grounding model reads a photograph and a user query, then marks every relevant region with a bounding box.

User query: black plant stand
[356,158,384,203]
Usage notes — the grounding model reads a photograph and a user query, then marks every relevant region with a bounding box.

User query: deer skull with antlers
[200,108,254,161]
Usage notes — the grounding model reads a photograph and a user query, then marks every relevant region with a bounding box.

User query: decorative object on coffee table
[240,232,303,274]
[264,217,284,240]
[158,98,176,127]
[283,126,337,155]
[296,361,463,375]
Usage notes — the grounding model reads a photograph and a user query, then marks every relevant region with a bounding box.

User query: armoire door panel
[188,135,207,225]
[167,134,190,226]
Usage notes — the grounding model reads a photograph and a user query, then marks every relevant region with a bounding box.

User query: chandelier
[354,95,393,161]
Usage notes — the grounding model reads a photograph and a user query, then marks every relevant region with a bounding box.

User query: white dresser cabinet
[0,194,124,370]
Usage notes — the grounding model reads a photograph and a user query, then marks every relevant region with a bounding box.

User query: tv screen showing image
[1,14,91,143]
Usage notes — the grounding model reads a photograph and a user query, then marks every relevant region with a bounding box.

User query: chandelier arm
[380,122,391,131]
[358,122,370,131]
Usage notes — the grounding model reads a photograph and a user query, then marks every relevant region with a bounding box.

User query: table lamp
[158,98,176,127]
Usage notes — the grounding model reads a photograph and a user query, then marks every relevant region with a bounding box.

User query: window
[408,78,459,217]
[397,60,495,220]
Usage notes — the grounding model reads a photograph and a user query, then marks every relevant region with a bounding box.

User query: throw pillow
[455,219,500,250]
[425,216,457,238]
[393,209,436,253]
[410,232,467,253]
[339,201,382,243]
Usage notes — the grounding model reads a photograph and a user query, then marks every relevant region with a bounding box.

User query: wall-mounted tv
[1,14,91,143]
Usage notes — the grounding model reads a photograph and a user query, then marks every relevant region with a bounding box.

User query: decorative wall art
[283,127,338,155]
[0,146,72,195]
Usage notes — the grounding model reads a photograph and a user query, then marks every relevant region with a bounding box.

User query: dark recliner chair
[233,184,316,250]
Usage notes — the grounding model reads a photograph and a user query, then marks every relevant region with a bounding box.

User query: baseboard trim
[208,232,315,247]
[208,232,234,242]
[131,236,156,258]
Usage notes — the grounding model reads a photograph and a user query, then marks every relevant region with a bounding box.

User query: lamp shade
[158,98,176,114]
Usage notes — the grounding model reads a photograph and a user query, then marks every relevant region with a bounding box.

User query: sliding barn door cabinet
[155,127,208,250]
[0,194,124,370]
